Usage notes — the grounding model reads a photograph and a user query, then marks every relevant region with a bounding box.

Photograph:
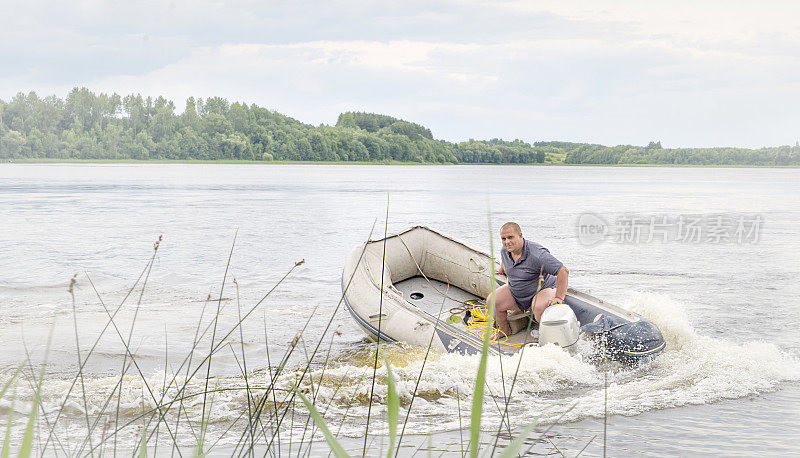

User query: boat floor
[394,276,538,352]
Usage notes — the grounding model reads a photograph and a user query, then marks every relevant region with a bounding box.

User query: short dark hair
[500,222,521,234]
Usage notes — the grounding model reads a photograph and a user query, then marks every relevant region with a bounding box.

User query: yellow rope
[464,266,543,348]
[462,300,524,348]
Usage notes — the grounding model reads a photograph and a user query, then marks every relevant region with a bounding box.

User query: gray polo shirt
[500,239,563,309]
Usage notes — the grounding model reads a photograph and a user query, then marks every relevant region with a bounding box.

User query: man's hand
[552,265,569,307]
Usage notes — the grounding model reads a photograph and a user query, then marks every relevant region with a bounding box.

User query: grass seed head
[290,331,301,348]
[68,273,78,294]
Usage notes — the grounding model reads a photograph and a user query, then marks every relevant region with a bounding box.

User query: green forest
[1,88,799,166]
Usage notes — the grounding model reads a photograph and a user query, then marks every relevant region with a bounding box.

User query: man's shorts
[514,287,556,312]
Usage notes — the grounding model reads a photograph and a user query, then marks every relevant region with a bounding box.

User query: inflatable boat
[341,226,665,362]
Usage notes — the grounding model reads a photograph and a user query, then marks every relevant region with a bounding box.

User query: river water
[0,163,798,456]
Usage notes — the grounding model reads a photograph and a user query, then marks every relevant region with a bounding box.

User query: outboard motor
[581,314,666,363]
[538,303,580,354]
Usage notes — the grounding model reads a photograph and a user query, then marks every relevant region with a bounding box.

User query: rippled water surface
[1,163,798,456]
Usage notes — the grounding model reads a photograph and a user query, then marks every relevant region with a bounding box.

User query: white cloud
[3,1,800,147]
[502,0,800,44]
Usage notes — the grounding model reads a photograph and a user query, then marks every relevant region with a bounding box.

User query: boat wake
[1,292,797,448]
[287,291,800,436]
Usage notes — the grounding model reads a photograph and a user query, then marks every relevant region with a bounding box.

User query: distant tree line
[535,141,800,166]
[1,88,797,166]
[0,88,546,164]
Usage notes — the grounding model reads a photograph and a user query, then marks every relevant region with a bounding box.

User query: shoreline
[2,158,798,168]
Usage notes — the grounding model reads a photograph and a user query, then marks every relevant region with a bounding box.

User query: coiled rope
[448,299,522,347]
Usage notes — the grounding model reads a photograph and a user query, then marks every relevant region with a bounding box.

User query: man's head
[500,222,524,254]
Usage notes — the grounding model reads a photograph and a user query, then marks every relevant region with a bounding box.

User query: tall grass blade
[195,381,216,458]
[258,221,376,456]
[241,300,315,456]
[68,273,94,453]
[115,236,169,453]
[329,380,364,458]
[468,301,491,457]
[575,434,597,457]
[263,327,281,452]
[520,403,576,456]
[364,194,390,456]
[293,386,351,458]
[495,421,538,458]
[174,292,211,458]
[469,219,497,458]
[456,386,464,458]
[71,265,155,456]
[86,254,182,451]
[153,325,169,456]
[138,411,148,458]
[295,337,318,454]
[603,333,608,458]
[134,257,303,457]
[0,363,22,401]
[202,231,237,431]
[384,357,399,458]
[2,385,16,458]
[43,257,153,455]
[299,326,342,457]
[491,266,547,454]
[233,278,255,451]
[19,327,52,458]
[427,434,432,458]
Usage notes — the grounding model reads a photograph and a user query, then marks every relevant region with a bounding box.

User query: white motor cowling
[538,303,580,354]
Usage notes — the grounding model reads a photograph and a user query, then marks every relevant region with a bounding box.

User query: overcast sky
[2,0,799,148]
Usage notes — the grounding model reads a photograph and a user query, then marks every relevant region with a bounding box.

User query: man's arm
[497,263,505,276]
[550,265,569,305]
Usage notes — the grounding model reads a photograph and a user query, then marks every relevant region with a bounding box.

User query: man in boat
[487,222,569,336]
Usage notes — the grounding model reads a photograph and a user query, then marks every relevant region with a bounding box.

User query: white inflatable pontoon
[341,226,665,361]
